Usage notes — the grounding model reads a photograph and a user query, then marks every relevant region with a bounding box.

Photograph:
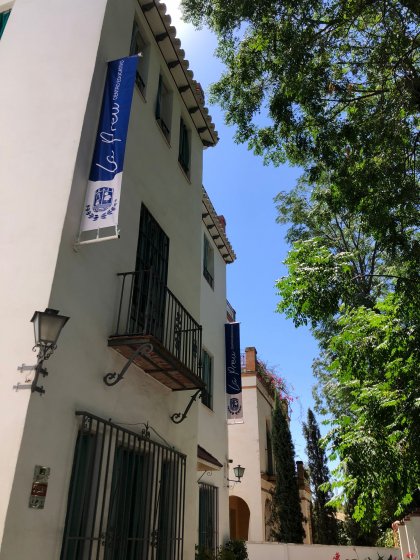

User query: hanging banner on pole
[225,322,243,423]
[79,55,138,242]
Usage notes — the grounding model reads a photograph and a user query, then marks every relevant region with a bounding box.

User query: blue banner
[225,323,243,420]
[80,55,138,234]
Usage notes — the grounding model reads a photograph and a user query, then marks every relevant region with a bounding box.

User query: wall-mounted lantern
[228,464,245,484]
[30,308,69,395]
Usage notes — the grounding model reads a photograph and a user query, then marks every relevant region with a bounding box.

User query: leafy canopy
[181,0,420,531]
[182,0,419,255]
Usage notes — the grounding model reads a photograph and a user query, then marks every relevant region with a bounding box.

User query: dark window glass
[131,204,169,340]
[201,350,213,409]
[155,75,171,141]
[129,20,148,96]
[178,118,190,175]
[0,10,11,39]
[203,235,214,288]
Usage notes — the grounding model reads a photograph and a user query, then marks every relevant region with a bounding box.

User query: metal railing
[113,270,202,379]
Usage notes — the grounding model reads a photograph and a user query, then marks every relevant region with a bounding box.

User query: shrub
[218,540,248,560]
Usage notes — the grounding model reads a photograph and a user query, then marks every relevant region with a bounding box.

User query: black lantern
[233,465,245,481]
[228,464,245,484]
[30,308,69,394]
[31,308,69,350]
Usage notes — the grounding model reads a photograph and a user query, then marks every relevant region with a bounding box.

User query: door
[131,204,169,339]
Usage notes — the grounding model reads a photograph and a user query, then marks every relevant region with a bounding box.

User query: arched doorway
[229,496,250,540]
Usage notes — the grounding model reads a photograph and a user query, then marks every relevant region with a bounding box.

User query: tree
[275,185,420,530]
[181,0,420,530]
[303,409,338,544]
[181,0,419,258]
[270,396,305,543]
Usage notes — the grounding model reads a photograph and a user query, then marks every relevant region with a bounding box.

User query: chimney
[245,347,257,372]
[217,215,226,232]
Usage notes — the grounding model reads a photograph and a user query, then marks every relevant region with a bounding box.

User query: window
[198,483,219,555]
[201,349,213,409]
[203,235,214,288]
[0,10,11,40]
[129,19,148,97]
[155,74,172,141]
[61,412,186,560]
[178,117,190,175]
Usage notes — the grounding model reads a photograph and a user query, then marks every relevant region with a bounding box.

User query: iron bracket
[170,388,202,424]
[103,342,153,387]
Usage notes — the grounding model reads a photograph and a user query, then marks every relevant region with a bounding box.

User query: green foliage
[303,409,338,544]
[275,184,419,532]
[270,396,305,543]
[325,293,420,527]
[181,0,419,258]
[196,546,216,560]
[218,540,248,560]
[375,528,395,548]
[196,540,249,560]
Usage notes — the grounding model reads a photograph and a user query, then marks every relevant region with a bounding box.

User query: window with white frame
[155,74,172,141]
[203,235,214,289]
[129,19,149,97]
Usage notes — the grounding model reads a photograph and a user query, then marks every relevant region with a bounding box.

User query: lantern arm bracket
[170,388,203,424]
[30,343,55,395]
[103,342,153,387]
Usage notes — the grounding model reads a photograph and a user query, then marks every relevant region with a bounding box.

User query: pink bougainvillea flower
[332,553,341,560]
[406,553,415,559]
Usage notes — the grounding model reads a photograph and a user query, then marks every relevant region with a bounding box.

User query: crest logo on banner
[225,322,243,423]
[228,397,242,416]
[78,55,138,243]
[93,187,113,213]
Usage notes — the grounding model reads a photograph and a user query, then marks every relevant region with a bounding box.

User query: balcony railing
[109,269,203,390]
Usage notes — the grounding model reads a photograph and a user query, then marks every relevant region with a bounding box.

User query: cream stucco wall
[0,0,109,546]
[0,0,229,558]
[228,371,275,542]
[199,224,231,547]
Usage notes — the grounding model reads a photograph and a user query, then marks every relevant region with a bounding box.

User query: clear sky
[164,1,322,460]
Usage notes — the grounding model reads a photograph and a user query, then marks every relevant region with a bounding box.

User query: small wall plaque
[29,465,50,509]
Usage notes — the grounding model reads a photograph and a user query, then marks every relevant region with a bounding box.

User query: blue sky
[165,1,322,459]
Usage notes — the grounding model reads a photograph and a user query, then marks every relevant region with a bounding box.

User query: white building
[0,1,235,558]
[228,347,312,544]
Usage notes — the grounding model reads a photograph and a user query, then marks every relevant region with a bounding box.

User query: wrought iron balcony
[108,270,204,391]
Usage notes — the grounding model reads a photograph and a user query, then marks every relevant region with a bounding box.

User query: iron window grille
[61,412,186,560]
[201,350,213,409]
[198,483,219,555]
